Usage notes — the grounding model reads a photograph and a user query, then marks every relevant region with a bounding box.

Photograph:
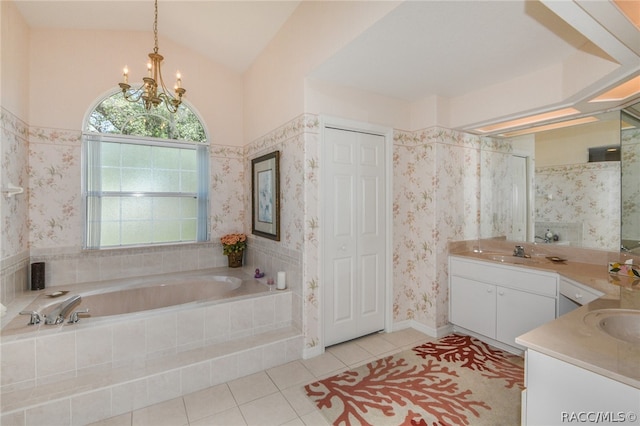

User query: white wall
[305,79,411,130]
[243,1,401,143]
[1,0,30,121]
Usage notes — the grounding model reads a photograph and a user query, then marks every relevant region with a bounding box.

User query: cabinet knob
[487,288,492,293]
[498,291,505,296]
[575,293,583,299]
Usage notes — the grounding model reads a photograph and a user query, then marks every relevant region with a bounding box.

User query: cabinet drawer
[559,278,602,305]
[450,257,557,296]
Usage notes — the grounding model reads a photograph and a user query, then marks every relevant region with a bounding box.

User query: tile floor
[89,328,434,426]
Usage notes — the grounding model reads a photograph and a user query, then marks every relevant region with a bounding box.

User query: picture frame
[251,150,280,241]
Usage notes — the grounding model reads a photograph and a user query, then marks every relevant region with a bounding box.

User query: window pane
[181,198,198,218]
[101,168,121,191]
[153,220,182,242]
[154,147,181,169]
[100,221,121,246]
[101,198,121,221]
[122,144,152,168]
[181,171,197,192]
[121,221,152,245]
[121,168,153,192]
[121,197,152,220]
[152,169,181,192]
[181,150,197,170]
[153,198,181,219]
[181,219,197,240]
[102,143,121,167]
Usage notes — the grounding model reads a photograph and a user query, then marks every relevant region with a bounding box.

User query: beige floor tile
[132,397,188,426]
[281,385,318,417]
[190,406,247,426]
[300,351,346,378]
[227,371,278,405]
[184,383,237,423]
[87,413,132,426]
[300,410,331,426]
[267,361,315,390]
[239,392,298,426]
[281,418,305,426]
[327,340,372,366]
[381,328,431,348]
[353,333,397,356]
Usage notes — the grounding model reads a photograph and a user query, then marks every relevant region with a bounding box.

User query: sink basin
[583,309,640,345]
[476,252,543,265]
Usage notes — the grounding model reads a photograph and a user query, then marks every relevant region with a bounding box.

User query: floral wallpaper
[393,128,480,329]
[535,162,620,251]
[1,108,30,259]
[210,145,245,238]
[28,127,82,249]
[4,104,484,348]
[243,114,319,350]
[479,139,516,240]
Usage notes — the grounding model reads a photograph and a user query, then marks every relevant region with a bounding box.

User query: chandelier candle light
[119,0,186,113]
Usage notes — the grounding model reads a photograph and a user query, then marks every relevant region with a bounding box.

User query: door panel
[333,175,354,237]
[332,257,354,324]
[324,127,386,346]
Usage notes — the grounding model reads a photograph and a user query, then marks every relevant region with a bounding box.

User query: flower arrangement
[220,233,247,255]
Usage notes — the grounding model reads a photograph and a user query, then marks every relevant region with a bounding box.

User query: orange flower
[221,233,247,255]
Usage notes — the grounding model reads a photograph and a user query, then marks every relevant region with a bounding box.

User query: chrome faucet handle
[68,309,89,324]
[19,310,42,325]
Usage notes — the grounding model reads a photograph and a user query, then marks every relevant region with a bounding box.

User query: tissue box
[608,262,640,278]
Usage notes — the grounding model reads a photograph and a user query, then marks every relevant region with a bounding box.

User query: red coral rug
[304,334,524,426]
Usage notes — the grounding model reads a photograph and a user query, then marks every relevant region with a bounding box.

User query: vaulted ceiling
[13,0,640,132]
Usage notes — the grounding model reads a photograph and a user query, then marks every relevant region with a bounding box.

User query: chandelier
[118,0,186,113]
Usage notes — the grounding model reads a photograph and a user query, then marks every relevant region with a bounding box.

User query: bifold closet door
[323,127,386,346]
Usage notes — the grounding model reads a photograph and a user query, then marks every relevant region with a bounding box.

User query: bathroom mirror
[480,108,627,252]
[621,104,640,254]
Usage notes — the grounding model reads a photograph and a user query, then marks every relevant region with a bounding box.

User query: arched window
[83,91,209,249]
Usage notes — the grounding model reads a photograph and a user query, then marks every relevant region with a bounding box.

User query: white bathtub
[0,267,299,425]
[2,268,270,334]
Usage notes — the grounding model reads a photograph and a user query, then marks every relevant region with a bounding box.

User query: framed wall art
[251,150,280,240]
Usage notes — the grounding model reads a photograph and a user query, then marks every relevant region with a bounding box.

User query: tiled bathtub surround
[0,250,29,306]
[28,243,229,288]
[1,281,300,425]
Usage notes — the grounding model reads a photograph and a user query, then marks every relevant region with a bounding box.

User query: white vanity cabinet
[558,276,604,315]
[449,256,557,350]
[524,350,640,426]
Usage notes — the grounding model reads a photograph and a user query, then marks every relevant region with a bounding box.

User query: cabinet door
[450,276,496,338]
[497,287,556,348]
[525,350,640,426]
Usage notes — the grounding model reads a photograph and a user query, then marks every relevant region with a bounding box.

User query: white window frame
[82,132,209,249]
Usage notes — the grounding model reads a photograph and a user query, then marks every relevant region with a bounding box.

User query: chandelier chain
[153,0,159,54]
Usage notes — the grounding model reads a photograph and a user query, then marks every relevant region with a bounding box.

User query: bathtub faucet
[44,294,82,325]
